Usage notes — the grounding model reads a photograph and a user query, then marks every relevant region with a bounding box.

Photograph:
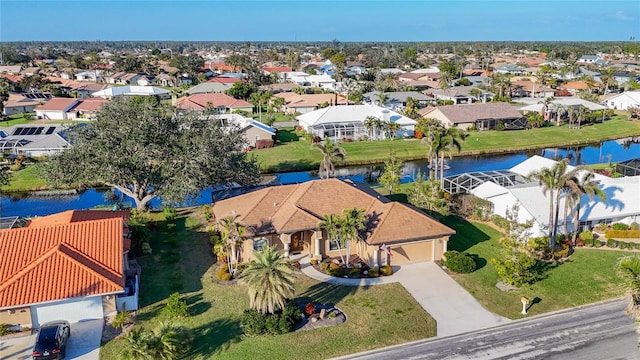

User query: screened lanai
[307,121,366,140]
[0,139,30,154]
[443,170,528,194]
[615,158,640,177]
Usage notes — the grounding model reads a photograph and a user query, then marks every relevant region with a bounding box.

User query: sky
[0,0,638,42]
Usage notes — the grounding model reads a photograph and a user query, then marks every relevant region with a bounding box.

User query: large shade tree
[41,97,260,211]
[240,246,297,314]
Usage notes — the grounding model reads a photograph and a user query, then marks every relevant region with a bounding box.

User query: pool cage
[442,170,529,194]
[615,158,640,177]
[0,139,31,155]
[308,122,367,141]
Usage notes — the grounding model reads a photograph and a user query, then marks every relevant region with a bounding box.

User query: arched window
[253,238,268,252]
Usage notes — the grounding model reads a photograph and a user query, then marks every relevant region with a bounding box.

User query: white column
[284,242,290,258]
[314,231,321,258]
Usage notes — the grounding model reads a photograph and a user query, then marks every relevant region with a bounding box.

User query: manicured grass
[1,164,48,192]
[1,113,35,127]
[442,216,627,319]
[99,208,436,360]
[252,116,640,172]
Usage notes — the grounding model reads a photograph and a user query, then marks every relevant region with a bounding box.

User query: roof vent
[273,202,278,207]
[231,210,236,215]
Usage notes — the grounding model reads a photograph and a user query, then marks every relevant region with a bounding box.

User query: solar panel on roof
[26,128,36,135]
[45,127,55,135]
[12,127,24,135]
[34,127,44,135]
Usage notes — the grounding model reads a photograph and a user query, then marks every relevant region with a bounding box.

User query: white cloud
[614,11,633,21]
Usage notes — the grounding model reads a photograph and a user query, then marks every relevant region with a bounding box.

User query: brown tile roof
[208,77,242,84]
[261,66,292,73]
[35,97,78,111]
[561,81,590,90]
[176,93,252,110]
[4,93,41,108]
[69,98,109,114]
[0,218,125,308]
[212,179,454,244]
[430,103,523,124]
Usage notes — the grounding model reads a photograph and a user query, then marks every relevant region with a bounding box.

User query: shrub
[328,266,345,278]
[0,323,11,336]
[575,238,585,247]
[606,238,617,248]
[604,229,640,239]
[9,164,21,171]
[111,310,129,329]
[582,237,594,247]
[612,223,630,231]
[255,139,275,149]
[597,223,608,231]
[320,262,329,271]
[141,242,152,255]
[552,244,570,260]
[217,266,232,281]
[380,265,394,276]
[310,259,318,265]
[579,230,594,242]
[368,268,379,277]
[348,268,361,278]
[594,240,603,248]
[163,207,177,222]
[241,309,266,336]
[241,303,300,336]
[635,243,640,250]
[620,242,630,250]
[490,214,510,230]
[631,222,639,231]
[304,302,316,316]
[163,292,189,318]
[445,253,477,273]
[265,314,280,335]
[443,250,460,261]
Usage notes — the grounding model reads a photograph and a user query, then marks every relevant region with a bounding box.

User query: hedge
[604,229,640,239]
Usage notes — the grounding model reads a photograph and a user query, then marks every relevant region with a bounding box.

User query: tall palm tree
[575,105,588,129]
[239,246,297,314]
[436,127,466,187]
[319,213,344,264]
[339,208,367,267]
[385,121,401,140]
[311,138,346,179]
[538,96,555,120]
[217,214,246,274]
[364,116,380,140]
[616,256,640,320]
[567,171,606,244]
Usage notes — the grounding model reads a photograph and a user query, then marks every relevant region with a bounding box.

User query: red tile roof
[261,67,292,73]
[70,98,109,114]
[0,218,125,308]
[176,93,253,110]
[0,74,24,83]
[208,77,242,84]
[28,210,130,228]
[35,97,78,111]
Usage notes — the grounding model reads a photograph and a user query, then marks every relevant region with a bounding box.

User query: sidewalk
[298,256,511,337]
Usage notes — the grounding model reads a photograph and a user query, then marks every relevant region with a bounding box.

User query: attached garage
[32,296,104,327]
[390,241,433,265]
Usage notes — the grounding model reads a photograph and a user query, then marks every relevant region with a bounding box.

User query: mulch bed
[295,303,346,332]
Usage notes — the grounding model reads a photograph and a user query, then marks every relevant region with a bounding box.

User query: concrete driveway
[0,319,102,360]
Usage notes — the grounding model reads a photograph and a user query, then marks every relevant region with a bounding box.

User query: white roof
[605,91,640,105]
[518,98,605,112]
[92,86,169,97]
[509,155,562,177]
[296,104,417,127]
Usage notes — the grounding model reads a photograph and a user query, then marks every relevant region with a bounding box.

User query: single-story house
[211,178,455,267]
[577,55,607,65]
[0,124,71,156]
[273,93,344,114]
[187,82,231,94]
[362,91,435,110]
[0,210,137,329]
[0,65,23,74]
[69,82,109,98]
[107,72,144,85]
[91,86,170,99]
[203,113,275,148]
[465,156,640,237]
[297,104,417,141]
[35,98,79,120]
[419,102,526,130]
[604,91,640,110]
[74,70,103,82]
[67,98,109,119]
[2,93,41,116]
[425,86,493,104]
[518,98,606,117]
[176,93,253,113]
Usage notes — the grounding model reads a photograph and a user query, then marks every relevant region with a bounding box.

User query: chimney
[381,109,390,123]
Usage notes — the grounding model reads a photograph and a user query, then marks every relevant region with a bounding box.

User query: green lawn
[253,115,640,172]
[99,208,436,360]
[442,216,627,319]
[1,113,35,127]
[1,164,48,192]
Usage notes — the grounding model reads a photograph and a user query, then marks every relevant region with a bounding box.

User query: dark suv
[32,320,71,360]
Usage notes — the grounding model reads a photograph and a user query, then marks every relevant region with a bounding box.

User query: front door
[291,232,303,253]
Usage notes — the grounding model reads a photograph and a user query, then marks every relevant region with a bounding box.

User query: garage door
[390,241,433,265]
[32,297,103,327]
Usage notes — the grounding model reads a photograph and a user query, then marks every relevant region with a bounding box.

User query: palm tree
[339,208,367,267]
[319,213,344,264]
[364,116,380,140]
[311,138,346,179]
[616,255,640,320]
[436,127,466,187]
[385,121,401,140]
[575,105,588,129]
[123,321,191,360]
[567,171,606,244]
[217,214,246,274]
[239,245,297,314]
[538,96,555,121]
[552,103,566,126]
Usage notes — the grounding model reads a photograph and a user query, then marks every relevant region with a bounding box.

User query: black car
[32,320,71,360]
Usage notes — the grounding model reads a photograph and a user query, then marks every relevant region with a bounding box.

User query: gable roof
[297,104,417,127]
[423,103,523,124]
[176,93,252,110]
[35,97,79,112]
[0,218,125,308]
[27,210,130,228]
[212,178,454,245]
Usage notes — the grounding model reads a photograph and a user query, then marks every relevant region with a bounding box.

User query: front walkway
[298,257,510,337]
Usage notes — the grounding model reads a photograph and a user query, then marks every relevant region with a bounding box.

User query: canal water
[2,139,640,218]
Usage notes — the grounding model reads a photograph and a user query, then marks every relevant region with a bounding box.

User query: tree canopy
[41,97,260,210]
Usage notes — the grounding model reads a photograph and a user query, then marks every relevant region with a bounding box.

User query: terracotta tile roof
[0,218,124,308]
[426,103,523,124]
[69,98,109,114]
[212,178,454,243]
[0,74,24,83]
[28,210,130,228]
[35,97,78,111]
[176,93,252,110]
[561,81,590,90]
[262,66,292,73]
[208,77,242,84]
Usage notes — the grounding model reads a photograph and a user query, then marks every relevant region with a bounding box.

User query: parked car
[32,320,71,360]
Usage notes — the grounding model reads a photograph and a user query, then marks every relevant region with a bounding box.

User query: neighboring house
[208,76,242,85]
[35,98,79,120]
[67,98,109,119]
[74,70,102,82]
[258,83,298,94]
[207,113,275,147]
[156,73,175,87]
[559,81,591,96]
[175,93,253,113]
[261,66,292,75]
[211,178,455,266]
[0,210,139,329]
[69,82,109,98]
[457,156,640,237]
[419,102,526,130]
[494,64,526,75]
[136,75,155,87]
[612,72,640,85]
[187,82,230,94]
[426,86,493,104]
[91,86,170,99]
[577,55,607,65]
[362,91,434,110]
[20,67,41,76]
[0,65,23,74]
[107,72,143,85]
[2,93,41,116]
[281,72,337,90]
[605,91,640,110]
[273,93,341,114]
[518,97,606,115]
[297,104,417,140]
[0,124,71,156]
[510,80,555,98]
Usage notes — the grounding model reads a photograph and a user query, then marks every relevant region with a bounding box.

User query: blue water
[2,139,640,218]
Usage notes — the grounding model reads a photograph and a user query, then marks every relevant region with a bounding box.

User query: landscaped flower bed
[311,255,393,278]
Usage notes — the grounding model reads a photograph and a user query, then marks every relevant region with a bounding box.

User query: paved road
[334,299,640,360]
